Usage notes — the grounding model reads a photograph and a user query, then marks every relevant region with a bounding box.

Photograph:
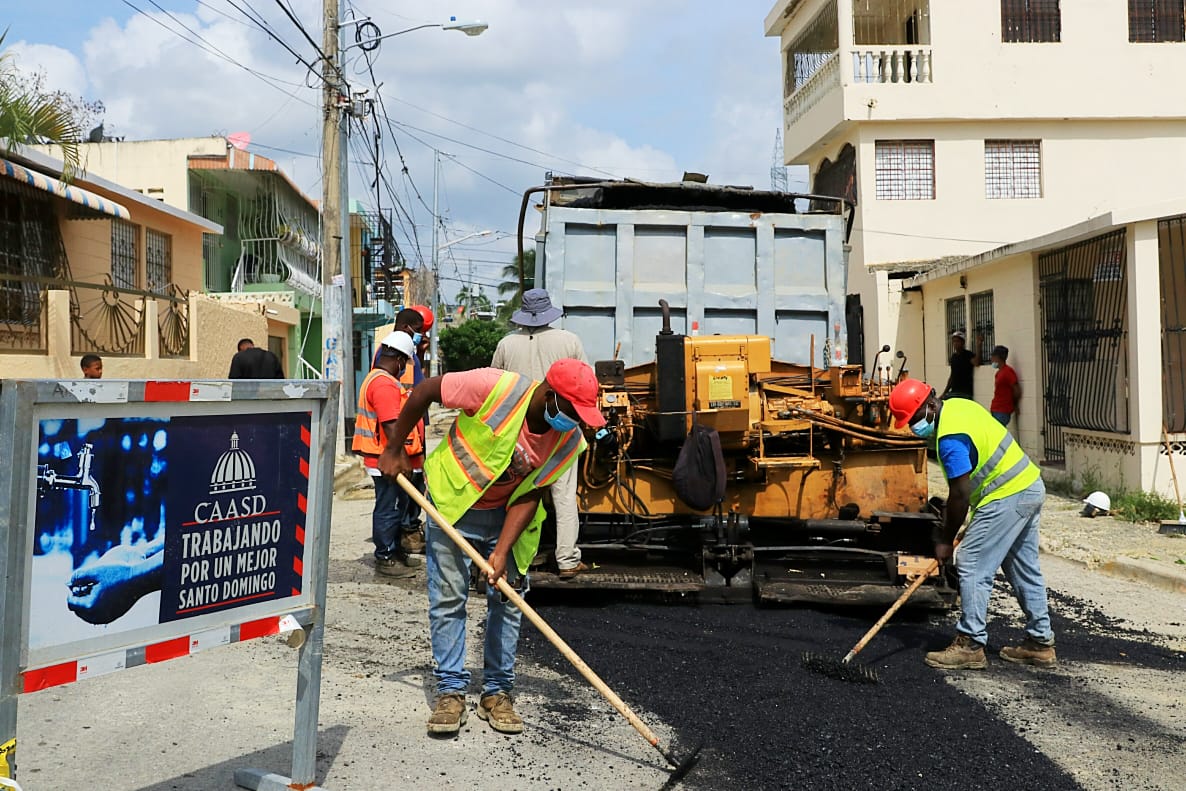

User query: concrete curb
[1097,556,1186,595]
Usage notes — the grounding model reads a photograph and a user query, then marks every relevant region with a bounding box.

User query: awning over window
[0,157,130,220]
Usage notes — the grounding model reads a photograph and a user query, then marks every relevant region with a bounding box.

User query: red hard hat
[888,379,933,429]
[410,304,434,331]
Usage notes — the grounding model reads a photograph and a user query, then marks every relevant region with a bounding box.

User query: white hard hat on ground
[1081,491,1111,518]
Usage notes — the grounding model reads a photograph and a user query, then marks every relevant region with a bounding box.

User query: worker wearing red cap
[381,358,604,738]
[888,379,1055,672]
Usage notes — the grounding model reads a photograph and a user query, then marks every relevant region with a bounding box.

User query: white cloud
[6,42,89,97]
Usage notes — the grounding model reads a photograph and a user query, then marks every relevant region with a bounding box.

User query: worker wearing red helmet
[888,379,1055,672]
[398,305,435,547]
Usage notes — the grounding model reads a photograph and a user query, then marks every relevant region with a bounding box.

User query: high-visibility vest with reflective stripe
[352,368,424,457]
[424,370,587,574]
[936,398,1040,512]
[398,356,426,454]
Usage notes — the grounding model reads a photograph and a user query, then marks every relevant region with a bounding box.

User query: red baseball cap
[545,358,605,428]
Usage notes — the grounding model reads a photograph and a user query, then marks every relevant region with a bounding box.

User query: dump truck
[517,177,950,606]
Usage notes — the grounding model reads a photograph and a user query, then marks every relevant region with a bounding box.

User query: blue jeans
[991,411,1012,426]
[371,475,410,560]
[402,470,425,530]
[955,479,1053,646]
[426,504,527,696]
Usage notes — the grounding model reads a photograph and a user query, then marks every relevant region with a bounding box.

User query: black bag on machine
[672,423,726,511]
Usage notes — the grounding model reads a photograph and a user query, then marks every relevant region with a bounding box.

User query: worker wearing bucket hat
[380,358,604,737]
[492,288,592,579]
[888,378,1056,671]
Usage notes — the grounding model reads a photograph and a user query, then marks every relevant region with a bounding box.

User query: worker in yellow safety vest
[380,358,605,738]
[889,379,1056,672]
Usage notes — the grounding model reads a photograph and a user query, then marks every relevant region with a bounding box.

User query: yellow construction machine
[533,301,951,606]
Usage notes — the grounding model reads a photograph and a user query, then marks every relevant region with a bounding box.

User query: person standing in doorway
[941,330,978,400]
[989,345,1021,427]
[228,338,284,379]
[491,288,591,580]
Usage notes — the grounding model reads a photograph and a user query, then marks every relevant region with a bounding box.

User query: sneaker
[1000,637,1057,667]
[400,528,426,554]
[477,691,523,734]
[375,553,419,577]
[924,634,988,670]
[557,561,589,580]
[427,693,467,735]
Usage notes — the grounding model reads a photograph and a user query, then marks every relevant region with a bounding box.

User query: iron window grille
[1001,0,1062,42]
[970,291,995,364]
[785,0,839,95]
[1129,0,1185,42]
[985,140,1042,199]
[875,140,935,200]
[146,229,172,295]
[945,296,966,341]
[111,219,139,290]
[1159,215,1186,432]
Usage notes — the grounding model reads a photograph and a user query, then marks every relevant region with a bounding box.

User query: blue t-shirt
[938,433,977,479]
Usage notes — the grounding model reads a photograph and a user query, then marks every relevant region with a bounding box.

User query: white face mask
[991,362,1000,370]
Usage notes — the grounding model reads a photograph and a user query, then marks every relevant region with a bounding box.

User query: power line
[222,0,321,82]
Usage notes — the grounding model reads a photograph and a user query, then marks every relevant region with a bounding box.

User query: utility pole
[321,0,354,453]
[428,149,441,376]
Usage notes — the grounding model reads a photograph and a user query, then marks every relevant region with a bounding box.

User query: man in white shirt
[491,289,591,579]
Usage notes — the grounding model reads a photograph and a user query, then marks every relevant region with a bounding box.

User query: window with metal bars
[1001,0,1061,42]
[1129,0,1185,41]
[985,140,1042,199]
[970,291,995,364]
[945,296,966,340]
[785,0,839,95]
[111,219,139,290]
[145,229,172,295]
[875,140,934,200]
[1158,215,1186,431]
[0,191,21,322]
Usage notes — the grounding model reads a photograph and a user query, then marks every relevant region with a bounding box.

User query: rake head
[801,652,879,684]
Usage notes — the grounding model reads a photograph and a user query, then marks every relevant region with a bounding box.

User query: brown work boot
[477,691,524,734]
[925,634,988,670]
[557,561,589,580]
[400,527,426,554]
[1000,637,1057,667]
[427,693,467,735]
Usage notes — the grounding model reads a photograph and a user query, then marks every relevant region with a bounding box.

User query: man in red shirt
[353,331,422,576]
[989,345,1021,427]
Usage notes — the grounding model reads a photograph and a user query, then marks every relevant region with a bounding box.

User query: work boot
[924,634,988,670]
[1000,637,1057,667]
[400,527,426,554]
[427,693,467,735]
[557,561,589,580]
[477,691,524,734]
[375,552,419,577]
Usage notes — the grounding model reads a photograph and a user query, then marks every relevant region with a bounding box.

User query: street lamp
[348,16,488,52]
[429,226,493,376]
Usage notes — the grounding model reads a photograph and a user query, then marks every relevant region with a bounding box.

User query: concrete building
[32,137,321,377]
[0,146,274,379]
[767,0,1186,495]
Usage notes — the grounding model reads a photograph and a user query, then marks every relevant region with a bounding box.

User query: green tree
[497,250,535,323]
[0,32,87,174]
[437,318,508,372]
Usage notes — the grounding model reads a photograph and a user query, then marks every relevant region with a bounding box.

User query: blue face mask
[545,393,580,432]
[411,332,423,345]
[910,406,936,439]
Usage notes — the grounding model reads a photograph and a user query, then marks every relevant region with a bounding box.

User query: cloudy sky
[4,1,805,298]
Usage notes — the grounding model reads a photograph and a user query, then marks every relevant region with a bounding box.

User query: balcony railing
[851,46,933,84]
[0,273,190,358]
[784,51,841,129]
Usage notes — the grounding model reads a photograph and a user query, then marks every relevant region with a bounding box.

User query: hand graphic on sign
[67,536,165,625]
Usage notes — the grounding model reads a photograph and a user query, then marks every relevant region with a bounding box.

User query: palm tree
[497,249,535,322]
[0,32,82,175]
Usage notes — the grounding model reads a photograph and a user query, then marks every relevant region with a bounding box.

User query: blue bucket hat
[511,288,563,327]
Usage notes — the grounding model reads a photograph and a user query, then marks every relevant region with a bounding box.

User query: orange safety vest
[399,361,426,455]
[352,368,424,457]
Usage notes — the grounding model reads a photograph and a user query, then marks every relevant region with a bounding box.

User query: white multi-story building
[767,1,1186,493]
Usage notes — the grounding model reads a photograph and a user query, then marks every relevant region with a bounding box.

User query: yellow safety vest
[424,370,587,574]
[936,398,1040,513]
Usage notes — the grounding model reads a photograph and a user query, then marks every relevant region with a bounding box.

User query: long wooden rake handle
[395,474,687,768]
[842,560,938,664]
